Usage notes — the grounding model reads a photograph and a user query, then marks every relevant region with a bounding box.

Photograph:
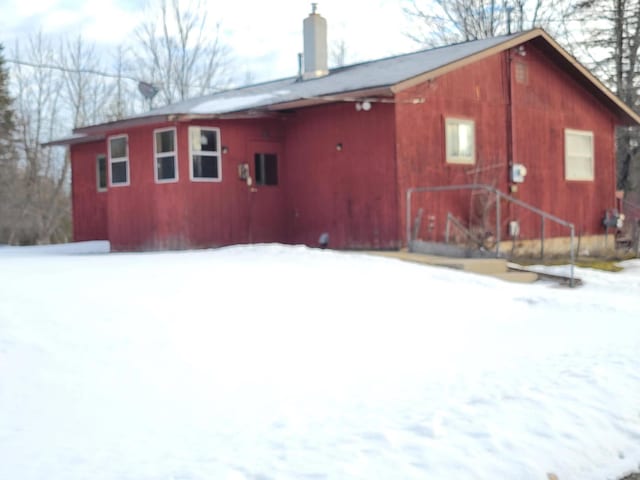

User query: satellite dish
[137,81,159,101]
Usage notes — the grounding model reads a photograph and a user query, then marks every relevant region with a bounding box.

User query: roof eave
[268,86,394,111]
[391,29,544,94]
[533,31,640,126]
[42,133,106,147]
[73,114,174,136]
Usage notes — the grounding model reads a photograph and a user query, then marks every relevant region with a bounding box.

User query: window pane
[110,137,127,158]
[111,161,128,184]
[254,153,263,184]
[156,130,175,153]
[254,153,278,186]
[446,119,474,164]
[97,155,107,190]
[157,155,176,180]
[264,154,278,185]
[200,129,218,152]
[191,128,218,152]
[192,155,218,178]
[446,123,459,156]
[457,124,473,157]
[565,130,594,180]
[567,155,593,180]
[567,133,591,157]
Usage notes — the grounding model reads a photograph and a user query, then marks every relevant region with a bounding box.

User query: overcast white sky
[0,0,418,83]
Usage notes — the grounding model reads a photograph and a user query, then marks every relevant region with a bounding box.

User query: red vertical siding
[511,44,617,238]
[395,53,510,244]
[104,119,286,251]
[395,43,619,245]
[70,141,108,241]
[90,104,397,251]
[284,102,399,249]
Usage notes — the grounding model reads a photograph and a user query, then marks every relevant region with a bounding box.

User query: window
[108,135,129,186]
[189,126,221,181]
[445,118,475,164]
[565,129,594,181]
[96,155,107,191]
[154,128,178,182]
[254,153,278,185]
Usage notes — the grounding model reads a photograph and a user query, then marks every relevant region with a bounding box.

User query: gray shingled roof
[61,28,637,139]
[130,32,524,119]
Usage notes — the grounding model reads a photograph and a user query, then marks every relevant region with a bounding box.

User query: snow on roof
[127,33,523,119]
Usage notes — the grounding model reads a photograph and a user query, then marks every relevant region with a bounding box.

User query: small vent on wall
[515,61,528,85]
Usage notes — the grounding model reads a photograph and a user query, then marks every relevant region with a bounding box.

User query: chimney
[303,3,329,80]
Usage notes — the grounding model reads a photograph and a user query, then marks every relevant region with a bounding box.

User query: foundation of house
[500,233,629,259]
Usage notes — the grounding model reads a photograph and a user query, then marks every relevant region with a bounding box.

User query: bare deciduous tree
[7,32,115,244]
[9,33,67,244]
[59,35,112,128]
[132,0,232,105]
[104,45,138,121]
[403,0,575,47]
[569,0,640,192]
[331,39,348,68]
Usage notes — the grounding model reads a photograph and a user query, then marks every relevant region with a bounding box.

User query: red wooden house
[51,10,640,253]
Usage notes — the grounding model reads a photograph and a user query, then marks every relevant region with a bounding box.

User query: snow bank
[0,240,109,256]
[0,244,639,480]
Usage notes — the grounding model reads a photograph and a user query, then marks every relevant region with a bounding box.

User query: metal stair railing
[406,184,576,287]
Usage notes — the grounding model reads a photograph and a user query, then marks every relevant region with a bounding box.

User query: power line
[5,58,141,83]
[5,58,230,93]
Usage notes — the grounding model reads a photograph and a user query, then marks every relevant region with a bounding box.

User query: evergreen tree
[0,44,13,151]
[0,43,18,243]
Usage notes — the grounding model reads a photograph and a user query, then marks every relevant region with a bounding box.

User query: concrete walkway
[366,250,539,284]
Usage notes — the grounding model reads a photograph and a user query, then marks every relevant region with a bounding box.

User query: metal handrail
[406,184,576,287]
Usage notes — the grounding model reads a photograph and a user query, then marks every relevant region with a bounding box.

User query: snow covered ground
[1,242,639,480]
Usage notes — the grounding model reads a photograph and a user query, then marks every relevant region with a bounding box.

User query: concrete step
[489,271,540,283]
[425,257,508,274]
[366,250,538,284]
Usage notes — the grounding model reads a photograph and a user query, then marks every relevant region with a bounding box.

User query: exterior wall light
[336,143,343,151]
[355,100,372,111]
[222,146,229,154]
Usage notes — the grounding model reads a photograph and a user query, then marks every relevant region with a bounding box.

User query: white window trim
[96,154,107,192]
[154,127,179,184]
[188,126,222,182]
[445,117,476,165]
[564,129,594,181]
[108,134,130,187]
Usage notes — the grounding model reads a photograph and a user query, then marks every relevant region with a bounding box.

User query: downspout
[505,49,515,192]
[393,98,402,250]
[504,48,515,246]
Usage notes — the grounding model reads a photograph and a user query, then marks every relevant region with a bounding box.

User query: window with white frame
[189,126,221,181]
[108,135,129,186]
[565,129,594,181]
[154,128,178,182]
[445,118,475,164]
[96,154,107,191]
